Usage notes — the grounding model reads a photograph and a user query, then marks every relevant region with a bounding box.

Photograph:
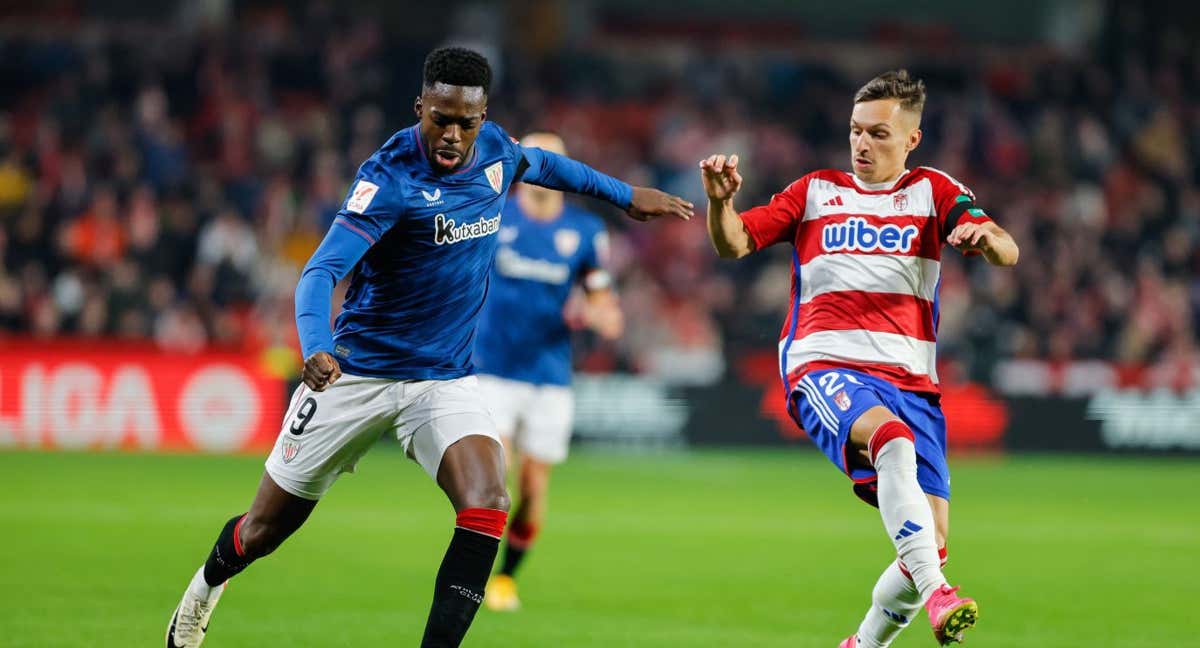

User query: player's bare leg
[508,454,552,573]
[166,472,317,647]
[486,453,552,611]
[421,434,510,648]
[842,407,975,646]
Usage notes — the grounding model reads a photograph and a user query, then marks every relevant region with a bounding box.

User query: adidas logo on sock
[894,520,924,540]
[881,607,909,624]
[822,195,845,207]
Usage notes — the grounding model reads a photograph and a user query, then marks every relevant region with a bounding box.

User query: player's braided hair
[854,69,926,114]
[423,46,492,94]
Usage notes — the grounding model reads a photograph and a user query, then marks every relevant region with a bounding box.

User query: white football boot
[165,567,226,647]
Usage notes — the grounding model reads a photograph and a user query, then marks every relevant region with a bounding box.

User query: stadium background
[1,1,1197,646]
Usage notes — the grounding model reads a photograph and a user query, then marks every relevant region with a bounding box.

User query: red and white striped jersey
[739,167,993,395]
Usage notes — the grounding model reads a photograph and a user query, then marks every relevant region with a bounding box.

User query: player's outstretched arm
[699,154,754,259]
[947,221,1019,266]
[519,146,693,221]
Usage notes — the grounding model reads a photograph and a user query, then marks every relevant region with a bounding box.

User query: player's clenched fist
[626,186,694,222]
[699,154,743,202]
[302,351,342,391]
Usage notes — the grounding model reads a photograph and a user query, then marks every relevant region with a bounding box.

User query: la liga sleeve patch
[346,180,380,214]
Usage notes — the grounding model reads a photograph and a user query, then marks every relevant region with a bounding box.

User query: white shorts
[265,374,498,500]
[477,374,574,464]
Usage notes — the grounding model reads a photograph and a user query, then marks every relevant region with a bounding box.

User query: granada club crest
[834,390,852,412]
[555,229,580,257]
[893,192,908,211]
[281,439,302,464]
[485,162,504,194]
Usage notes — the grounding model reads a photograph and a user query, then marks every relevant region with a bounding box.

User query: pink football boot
[925,584,978,644]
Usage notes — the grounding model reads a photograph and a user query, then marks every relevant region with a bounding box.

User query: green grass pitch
[1,448,1194,646]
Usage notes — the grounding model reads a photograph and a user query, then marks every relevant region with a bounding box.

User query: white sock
[873,430,945,601]
[853,560,922,648]
[189,565,214,597]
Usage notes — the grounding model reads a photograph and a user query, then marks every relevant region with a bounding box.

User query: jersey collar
[851,169,910,192]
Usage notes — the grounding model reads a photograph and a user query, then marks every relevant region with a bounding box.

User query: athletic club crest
[281,439,302,464]
[555,229,580,257]
[893,193,908,211]
[834,390,852,412]
[485,162,504,194]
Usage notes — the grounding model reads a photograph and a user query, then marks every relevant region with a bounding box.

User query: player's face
[849,99,921,183]
[415,83,488,173]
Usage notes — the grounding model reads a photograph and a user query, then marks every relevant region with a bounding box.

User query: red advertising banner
[0,341,286,452]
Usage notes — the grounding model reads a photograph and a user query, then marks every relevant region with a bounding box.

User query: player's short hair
[423,47,492,95]
[854,69,926,114]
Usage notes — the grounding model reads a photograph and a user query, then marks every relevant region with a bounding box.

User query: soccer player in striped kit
[700,70,1018,646]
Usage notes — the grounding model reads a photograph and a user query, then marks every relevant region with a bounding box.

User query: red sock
[456,508,508,539]
[506,518,540,550]
[868,420,916,466]
[232,514,247,557]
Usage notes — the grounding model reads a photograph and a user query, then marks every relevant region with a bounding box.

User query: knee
[460,482,511,513]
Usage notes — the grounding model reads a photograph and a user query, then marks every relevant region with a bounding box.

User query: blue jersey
[475,200,608,386]
[294,121,633,380]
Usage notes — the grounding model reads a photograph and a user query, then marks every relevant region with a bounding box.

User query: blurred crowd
[1,3,1197,385]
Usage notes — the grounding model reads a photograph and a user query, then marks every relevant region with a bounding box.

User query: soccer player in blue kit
[472,132,624,612]
[165,48,693,648]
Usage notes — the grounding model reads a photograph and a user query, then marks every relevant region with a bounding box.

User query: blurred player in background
[700,70,1018,646]
[473,132,624,612]
[165,47,693,648]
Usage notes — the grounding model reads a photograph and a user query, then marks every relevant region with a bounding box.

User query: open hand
[699,154,743,202]
[947,221,997,254]
[626,187,694,222]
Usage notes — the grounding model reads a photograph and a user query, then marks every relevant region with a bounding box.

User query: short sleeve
[738,176,810,249]
[332,158,405,245]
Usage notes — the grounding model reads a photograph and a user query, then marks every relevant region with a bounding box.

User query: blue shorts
[789,368,950,501]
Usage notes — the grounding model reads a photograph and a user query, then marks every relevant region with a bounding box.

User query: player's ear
[907,128,922,153]
[414,96,423,119]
